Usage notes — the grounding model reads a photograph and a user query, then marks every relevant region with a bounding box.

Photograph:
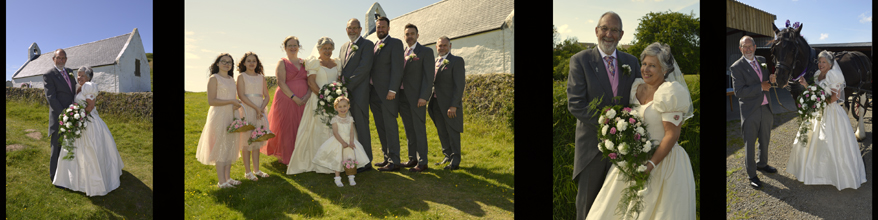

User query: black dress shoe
[401,160,418,168]
[377,163,400,171]
[375,161,389,167]
[757,165,778,173]
[749,176,763,189]
[409,165,428,172]
[434,157,450,166]
[443,164,459,170]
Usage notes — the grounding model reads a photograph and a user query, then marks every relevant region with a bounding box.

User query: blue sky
[553,0,700,46]
[184,0,440,92]
[5,0,153,82]
[737,0,871,44]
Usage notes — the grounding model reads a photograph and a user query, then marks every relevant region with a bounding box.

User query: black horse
[769,23,872,140]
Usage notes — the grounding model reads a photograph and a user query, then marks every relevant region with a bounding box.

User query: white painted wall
[424,29,513,75]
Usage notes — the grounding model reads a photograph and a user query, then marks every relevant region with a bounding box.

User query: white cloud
[558,24,573,33]
[819,33,828,40]
[185,52,201,59]
[859,13,872,23]
[588,19,594,24]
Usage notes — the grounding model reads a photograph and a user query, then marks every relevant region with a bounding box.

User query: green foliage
[627,10,700,75]
[553,37,587,81]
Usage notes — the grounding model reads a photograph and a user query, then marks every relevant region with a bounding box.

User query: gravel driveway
[726,104,872,219]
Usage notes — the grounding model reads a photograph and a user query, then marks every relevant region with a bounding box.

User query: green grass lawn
[184,86,514,219]
[5,100,154,219]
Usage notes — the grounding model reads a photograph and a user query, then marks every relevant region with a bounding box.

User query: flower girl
[236,52,271,181]
[311,97,370,187]
[196,53,244,188]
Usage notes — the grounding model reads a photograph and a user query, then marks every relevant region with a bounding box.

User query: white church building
[12,28,151,93]
[364,0,514,75]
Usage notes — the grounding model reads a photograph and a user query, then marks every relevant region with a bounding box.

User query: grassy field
[184,86,514,219]
[5,100,154,219]
[552,74,701,219]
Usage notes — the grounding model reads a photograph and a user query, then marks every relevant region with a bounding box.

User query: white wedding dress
[785,62,867,190]
[53,82,125,196]
[287,57,341,174]
[586,79,696,220]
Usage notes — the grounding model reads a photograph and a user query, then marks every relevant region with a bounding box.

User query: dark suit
[43,66,77,182]
[398,43,434,165]
[340,36,375,165]
[369,35,405,164]
[730,55,774,179]
[427,53,465,167]
[566,48,640,219]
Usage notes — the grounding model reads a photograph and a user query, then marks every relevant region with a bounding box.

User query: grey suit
[567,48,640,219]
[43,67,77,182]
[428,53,465,167]
[340,37,375,165]
[369,35,405,164]
[398,43,434,165]
[730,55,774,179]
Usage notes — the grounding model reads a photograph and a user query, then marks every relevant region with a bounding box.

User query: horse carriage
[768,21,871,141]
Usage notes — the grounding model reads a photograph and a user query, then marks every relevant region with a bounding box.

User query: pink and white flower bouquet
[315,81,349,127]
[58,101,93,160]
[795,81,829,144]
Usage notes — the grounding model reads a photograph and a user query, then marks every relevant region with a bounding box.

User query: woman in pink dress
[262,36,310,165]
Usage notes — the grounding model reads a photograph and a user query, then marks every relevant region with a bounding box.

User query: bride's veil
[664,57,695,122]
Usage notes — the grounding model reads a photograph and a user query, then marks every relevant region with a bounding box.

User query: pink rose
[623,107,632,113]
[610,127,616,135]
[629,118,636,124]
[805,94,809,97]
[320,94,324,99]
[821,91,825,95]
[635,133,641,140]
[797,104,802,108]
[609,153,617,159]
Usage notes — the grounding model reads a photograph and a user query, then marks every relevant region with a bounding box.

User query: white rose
[325,96,332,102]
[83,122,87,128]
[810,95,816,101]
[636,127,645,136]
[63,116,69,122]
[810,86,816,91]
[642,143,652,153]
[604,139,615,151]
[335,89,342,94]
[66,108,72,113]
[81,113,87,119]
[598,143,604,152]
[641,138,647,142]
[66,122,72,128]
[73,105,79,110]
[319,100,325,106]
[602,125,608,136]
[636,122,641,127]
[617,161,627,169]
[60,128,66,133]
[799,98,804,103]
[618,142,628,155]
[324,89,331,95]
[75,130,80,135]
[606,109,616,119]
[598,116,605,124]
[637,165,647,172]
[74,113,80,119]
[811,111,818,117]
[798,110,802,114]
[616,121,628,132]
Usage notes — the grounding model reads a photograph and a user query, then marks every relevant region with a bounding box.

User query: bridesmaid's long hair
[237,52,264,75]
[209,53,234,77]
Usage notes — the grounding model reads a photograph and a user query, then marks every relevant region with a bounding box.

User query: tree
[553,37,585,80]
[553,24,559,49]
[626,10,700,75]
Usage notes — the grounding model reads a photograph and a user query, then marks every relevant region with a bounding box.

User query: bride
[53,67,125,196]
[286,37,341,174]
[785,51,867,190]
[586,42,696,219]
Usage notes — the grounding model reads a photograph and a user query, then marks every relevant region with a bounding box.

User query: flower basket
[247,125,276,145]
[343,158,359,175]
[228,106,256,133]
[345,167,357,175]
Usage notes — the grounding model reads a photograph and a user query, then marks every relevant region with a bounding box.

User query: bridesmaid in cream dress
[587,43,695,219]
[236,52,271,181]
[196,53,244,188]
[287,37,341,174]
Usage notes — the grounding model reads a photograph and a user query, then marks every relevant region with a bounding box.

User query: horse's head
[769,23,805,88]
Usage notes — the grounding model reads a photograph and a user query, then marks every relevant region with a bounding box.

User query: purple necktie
[61,68,73,92]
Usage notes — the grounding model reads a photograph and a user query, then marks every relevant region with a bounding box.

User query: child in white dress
[196,53,244,188]
[311,97,370,187]
[236,52,271,181]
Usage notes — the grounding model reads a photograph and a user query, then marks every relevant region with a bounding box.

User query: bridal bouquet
[58,101,93,160]
[315,81,349,127]
[795,83,828,144]
[247,125,275,145]
[343,159,358,175]
[589,96,656,219]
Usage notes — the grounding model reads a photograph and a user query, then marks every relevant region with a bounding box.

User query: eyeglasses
[286,45,299,48]
[597,26,621,35]
[219,61,234,65]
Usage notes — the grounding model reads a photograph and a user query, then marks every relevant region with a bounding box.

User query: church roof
[366,0,513,46]
[12,31,132,79]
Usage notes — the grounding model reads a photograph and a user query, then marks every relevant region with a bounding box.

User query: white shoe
[218,181,235,188]
[334,176,344,187]
[348,175,357,186]
[228,178,241,186]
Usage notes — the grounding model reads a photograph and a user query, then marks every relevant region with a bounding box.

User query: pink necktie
[401,47,413,90]
[604,56,616,77]
[61,68,73,92]
[750,60,769,105]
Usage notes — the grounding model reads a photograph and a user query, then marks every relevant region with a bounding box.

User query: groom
[730,35,777,189]
[44,49,77,184]
[369,16,405,171]
[340,18,375,172]
[567,12,640,219]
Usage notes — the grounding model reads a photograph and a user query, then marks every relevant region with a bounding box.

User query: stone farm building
[12,28,151,92]
[364,0,514,75]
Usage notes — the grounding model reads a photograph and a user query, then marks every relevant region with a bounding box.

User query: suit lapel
[55,68,73,93]
[589,49,614,97]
